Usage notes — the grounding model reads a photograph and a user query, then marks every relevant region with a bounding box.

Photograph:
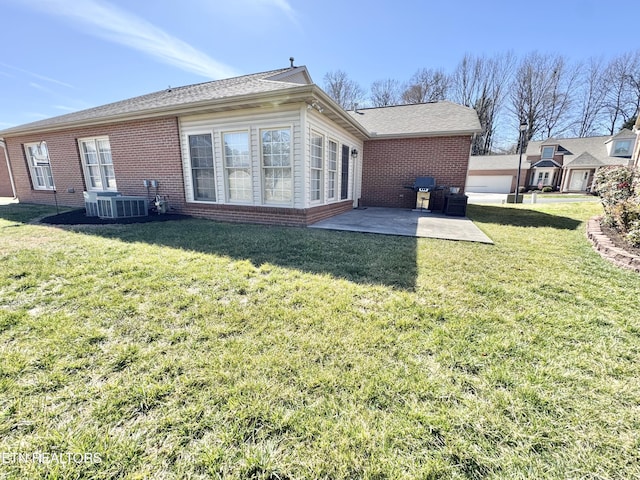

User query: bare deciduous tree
[323,70,366,110]
[370,78,401,107]
[510,52,577,150]
[401,68,449,104]
[451,52,514,154]
[603,52,640,134]
[572,58,607,137]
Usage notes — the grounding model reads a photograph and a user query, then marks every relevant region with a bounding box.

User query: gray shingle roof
[347,101,481,137]
[0,67,311,136]
[526,130,636,167]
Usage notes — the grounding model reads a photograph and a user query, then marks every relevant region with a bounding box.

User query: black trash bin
[443,194,468,216]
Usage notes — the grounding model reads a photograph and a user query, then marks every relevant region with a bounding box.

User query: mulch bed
[600,223,640,257]
[40,209,192,225]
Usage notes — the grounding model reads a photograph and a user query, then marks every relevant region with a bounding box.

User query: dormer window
[541,146,555,159]
[612,139,632,157]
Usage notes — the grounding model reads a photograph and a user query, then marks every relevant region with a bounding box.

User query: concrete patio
[309,207,493,244]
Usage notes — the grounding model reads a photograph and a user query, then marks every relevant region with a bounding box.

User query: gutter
[0,138,17,198]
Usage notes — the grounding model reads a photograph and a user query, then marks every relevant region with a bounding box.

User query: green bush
[542,186,553,193]
[593,166,640,245]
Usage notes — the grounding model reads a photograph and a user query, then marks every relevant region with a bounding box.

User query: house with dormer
[467,129,636,194]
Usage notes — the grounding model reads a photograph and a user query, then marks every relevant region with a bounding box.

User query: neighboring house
[467,154,530,193]
[0,65,480,225]
[467,130,636,193]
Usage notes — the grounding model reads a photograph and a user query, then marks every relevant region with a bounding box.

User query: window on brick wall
[327,140,337,200]
[261,128,291,203]
[310,132,324,202]
[24,141,55,190]
[79,137,117,191]
[223,131,251,203]
[188,133,216,201]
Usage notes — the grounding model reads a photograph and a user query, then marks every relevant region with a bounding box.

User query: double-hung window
[24,141,55,190]
[223,132,251,202]
[79,137,117,191]
[310,132,324,202]
[261,128,292,203]
[327,140,338,200]
[189,133,216,201]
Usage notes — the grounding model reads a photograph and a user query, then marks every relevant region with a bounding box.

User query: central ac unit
[84,191,121,217]
[96,195,148,219]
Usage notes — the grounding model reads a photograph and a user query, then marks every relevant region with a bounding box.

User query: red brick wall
[361,135,472,208]
[4,117,185,210]
[0,147,13,197]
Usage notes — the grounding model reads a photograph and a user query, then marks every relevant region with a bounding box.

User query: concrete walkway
[309,207,493,244]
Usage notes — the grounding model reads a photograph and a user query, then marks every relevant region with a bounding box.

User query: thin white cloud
[255,0,298,24]
[53,105,77,112]
[18,0,239,79]
[0,62,73,87]
[29,82,54,94]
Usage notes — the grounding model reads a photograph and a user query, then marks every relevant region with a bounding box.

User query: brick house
[467,130,637,194]
[0,65,480,224]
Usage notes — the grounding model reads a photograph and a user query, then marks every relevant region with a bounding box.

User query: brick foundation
[184,200,353,227]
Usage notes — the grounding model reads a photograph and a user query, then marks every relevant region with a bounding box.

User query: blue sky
[0,0,629,130]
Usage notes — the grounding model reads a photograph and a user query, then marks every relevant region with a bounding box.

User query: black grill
[405,176,436,192]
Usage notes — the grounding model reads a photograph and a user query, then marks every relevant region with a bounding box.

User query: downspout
[0,138,17,198]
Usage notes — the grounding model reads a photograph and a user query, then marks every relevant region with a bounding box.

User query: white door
[466,175,512,193]
[569,170,590,191]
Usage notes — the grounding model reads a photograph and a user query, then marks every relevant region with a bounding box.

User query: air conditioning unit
[84,191,121,217]
[96,196,148,219]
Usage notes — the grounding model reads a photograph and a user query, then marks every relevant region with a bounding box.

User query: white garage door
[466,175,513,193]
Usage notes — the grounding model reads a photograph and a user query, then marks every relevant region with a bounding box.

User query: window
[24,141,54,190]
[261,128,291,203]
[341,145,350,200]
[223,132,251,202]
[541,146,555,159]
[536,171,551,186]
[79,137,116,191]
[310,132,323,202]
[613,140,632,156]
[327,140,338,200]
[189,134,216,201]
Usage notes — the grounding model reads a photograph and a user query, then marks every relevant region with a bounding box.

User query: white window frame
[260,127,292,205]
[222,130,252,204]
[78,136,117,192]
[541,146,555,159]
[613,140,632,156]
[327,139,338,201]
[310,131,324,203]
[24,141,55,190]
[187,132,216,202]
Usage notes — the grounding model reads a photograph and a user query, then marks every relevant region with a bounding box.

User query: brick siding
[0,148,13,197]
[5,117,185,210]
[361,135,473,209]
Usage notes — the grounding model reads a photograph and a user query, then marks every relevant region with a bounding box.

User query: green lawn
[1,202,639,479]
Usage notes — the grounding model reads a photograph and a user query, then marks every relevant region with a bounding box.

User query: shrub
[593,166,640,245]
[542,186,553,193]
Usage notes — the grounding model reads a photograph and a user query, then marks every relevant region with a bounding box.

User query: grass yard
[1,202,639,479]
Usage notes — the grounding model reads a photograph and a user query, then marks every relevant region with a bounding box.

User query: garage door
[466,175,513,193]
